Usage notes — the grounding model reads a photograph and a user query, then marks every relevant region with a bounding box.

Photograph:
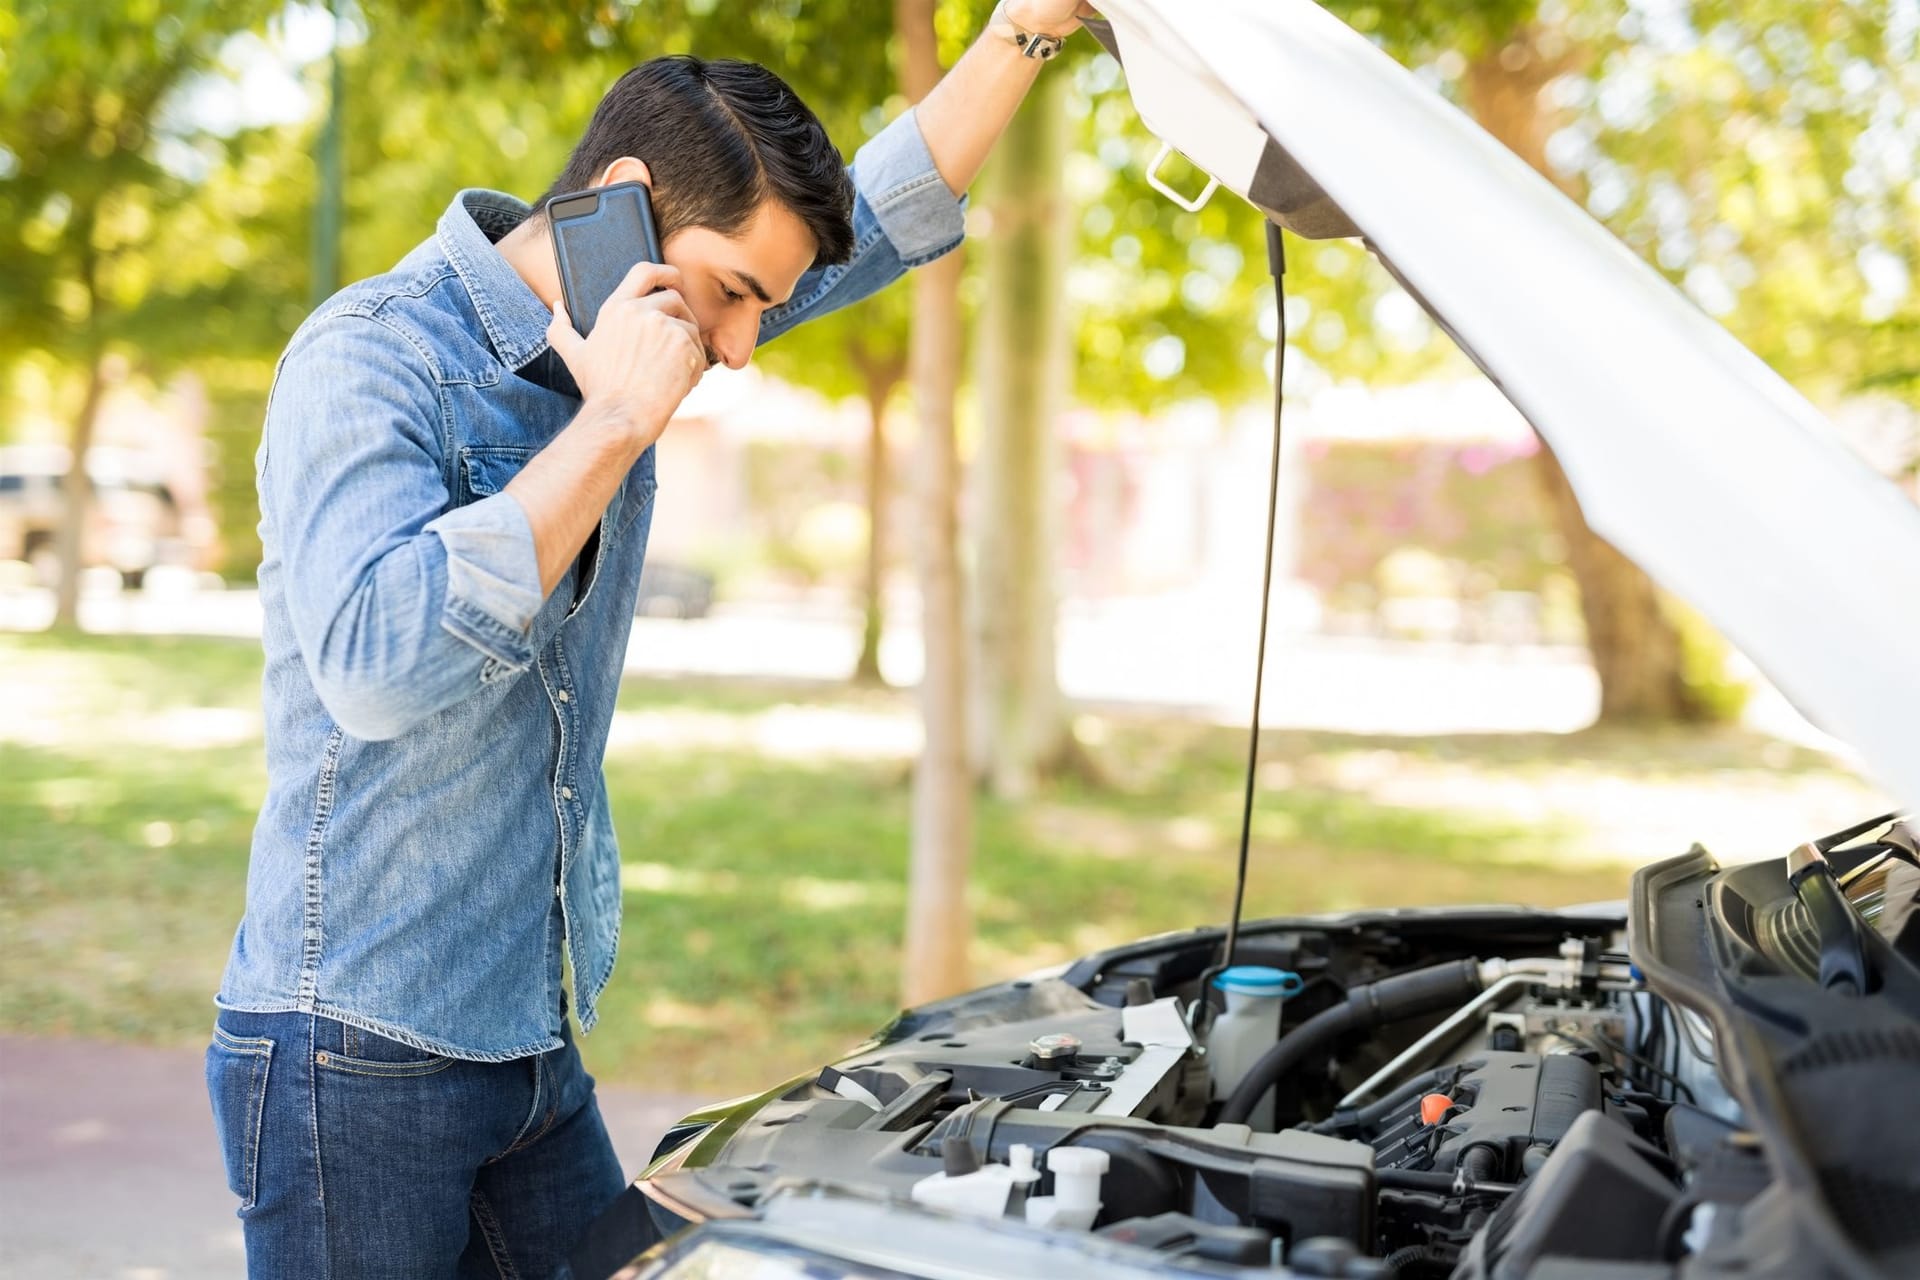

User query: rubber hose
[1308,1065,1456,1135]
[1219,959,1482,1125]
[1383,1243,1455,1277]
[1459,1144,1500,1184]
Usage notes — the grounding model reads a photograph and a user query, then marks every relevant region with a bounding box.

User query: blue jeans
[205,1008,626,1278]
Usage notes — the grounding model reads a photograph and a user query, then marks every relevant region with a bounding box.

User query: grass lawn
[0,630,1882,1095]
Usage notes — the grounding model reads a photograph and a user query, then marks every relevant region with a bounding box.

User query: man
[205,3,1094,1276]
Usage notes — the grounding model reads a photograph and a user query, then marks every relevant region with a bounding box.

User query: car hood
[1088,0,1920,808]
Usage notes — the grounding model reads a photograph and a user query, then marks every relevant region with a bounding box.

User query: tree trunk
[896,0,974,1005]
[1466,29,1705,721]
[52,356,108,629]
[850,347,904,685]
[1529,444,1701,719]
[970,67,1073,799]
[53,199,105,631]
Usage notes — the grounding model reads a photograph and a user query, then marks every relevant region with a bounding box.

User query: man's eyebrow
[730,271,775,306]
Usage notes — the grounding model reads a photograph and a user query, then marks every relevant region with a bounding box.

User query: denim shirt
[217,109,965,1061]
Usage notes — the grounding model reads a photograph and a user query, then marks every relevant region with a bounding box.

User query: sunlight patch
[642,996,728,1030]
[621,861,742,896]
[781,876,895,911]
[606,704,918,762]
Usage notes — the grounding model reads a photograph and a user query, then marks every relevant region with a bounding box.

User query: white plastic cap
[1047,1146,1109,1219]
[1046,1147,1110,1177]
[1009,1144,1040,1183]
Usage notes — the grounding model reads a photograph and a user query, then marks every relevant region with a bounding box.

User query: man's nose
[709,315,757,371]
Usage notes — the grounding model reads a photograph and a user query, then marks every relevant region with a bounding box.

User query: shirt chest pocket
[455,442,654,629]
[456,443,653,538]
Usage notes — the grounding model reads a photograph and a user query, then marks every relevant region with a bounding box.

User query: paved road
[0,1035,706,1279]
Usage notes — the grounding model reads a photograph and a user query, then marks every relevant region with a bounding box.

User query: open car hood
[1089,0,1920,807]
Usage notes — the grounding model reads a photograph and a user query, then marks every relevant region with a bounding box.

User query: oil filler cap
[1028,1032,1083,1065]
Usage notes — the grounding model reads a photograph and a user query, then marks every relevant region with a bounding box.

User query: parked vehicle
[571,1,1920,1276]
[0,444,194,590]
[634,560,716,620]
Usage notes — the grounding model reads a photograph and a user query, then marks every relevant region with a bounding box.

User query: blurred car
[0,444,195,589]
[634,559,716,619]
[567,2,1920,1278]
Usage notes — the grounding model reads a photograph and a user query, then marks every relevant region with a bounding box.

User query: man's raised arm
[914,2,1099,196]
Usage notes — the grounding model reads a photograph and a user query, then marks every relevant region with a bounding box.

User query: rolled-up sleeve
[425,497,542,670]
[757,106,967,346]
[851,106,968,268]
[260,314,543,740]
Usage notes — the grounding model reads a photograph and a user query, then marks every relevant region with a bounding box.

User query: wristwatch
[1012,26,1066,60]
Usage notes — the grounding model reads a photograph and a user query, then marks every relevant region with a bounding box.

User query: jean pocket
[316,1024,456,1078]
[207,1026,274,1212]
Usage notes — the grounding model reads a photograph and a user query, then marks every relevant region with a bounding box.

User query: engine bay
[601,817,1920,1280]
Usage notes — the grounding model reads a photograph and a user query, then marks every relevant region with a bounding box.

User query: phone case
[546,181,664,338]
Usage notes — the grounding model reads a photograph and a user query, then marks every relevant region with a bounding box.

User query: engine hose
[1375,1167,1519,1197]
[1307,1065,1455,1134]
[1383,1243,1456,1277]
[1459,1144,1500,1184]
[1219,959,1483,1125]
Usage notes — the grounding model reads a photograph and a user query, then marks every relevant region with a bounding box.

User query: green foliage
[0,0,294,371]
[6,0,1911,588]
[1669,600,1753,722]
[1537,0,1920,405]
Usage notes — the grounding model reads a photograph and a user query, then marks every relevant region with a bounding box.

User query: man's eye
[722,287,745,303]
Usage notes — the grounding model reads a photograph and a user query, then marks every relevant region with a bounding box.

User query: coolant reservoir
[1206,965,1303,1130]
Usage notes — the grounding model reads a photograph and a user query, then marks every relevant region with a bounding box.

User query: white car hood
[1091,0,1920,809]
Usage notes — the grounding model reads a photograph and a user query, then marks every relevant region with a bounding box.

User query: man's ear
[598,157,653,189]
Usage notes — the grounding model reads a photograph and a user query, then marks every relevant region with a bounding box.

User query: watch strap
[1013,27,1066,60]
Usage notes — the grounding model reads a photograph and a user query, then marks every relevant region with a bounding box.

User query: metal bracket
[1145,141,1220,213]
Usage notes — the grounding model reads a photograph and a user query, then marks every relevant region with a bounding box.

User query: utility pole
[310,0,345,308]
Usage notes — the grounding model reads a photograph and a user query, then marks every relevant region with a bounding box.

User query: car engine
[618,911,1743,1277]
[589,818,1919,1279]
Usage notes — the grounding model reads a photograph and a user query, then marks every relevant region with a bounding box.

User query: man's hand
[547,261,706,449]
[507,262,706,599]
[1000,0,1098,39]
[920,4,1099,194]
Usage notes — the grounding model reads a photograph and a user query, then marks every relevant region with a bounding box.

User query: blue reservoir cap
[1212,965,1304,997]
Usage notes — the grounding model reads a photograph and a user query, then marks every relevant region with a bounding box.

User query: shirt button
[556,690,570,703]
[560,786,574,800]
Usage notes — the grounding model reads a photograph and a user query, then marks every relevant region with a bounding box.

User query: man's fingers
[668,314,704,355]
[612,260,683,301]
[638,288,698,326]
[547,297,583,357]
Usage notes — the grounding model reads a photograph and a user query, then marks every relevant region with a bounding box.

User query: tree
[754,295,912,684]
[0,0,288,623]
[970,66,1074,797]
[1452,0,1918,718]
[1061,0,1904,723]
[1556,0,1919,405]
[896,0,974,1007]
[1463,23,1711,720]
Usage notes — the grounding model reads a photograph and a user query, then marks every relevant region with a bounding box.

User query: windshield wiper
[1787,841,1874,995]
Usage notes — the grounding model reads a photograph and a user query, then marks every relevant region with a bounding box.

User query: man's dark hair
[540,56,854,266]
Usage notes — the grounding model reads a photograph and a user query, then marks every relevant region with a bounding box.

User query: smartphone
[545,180,665,338]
